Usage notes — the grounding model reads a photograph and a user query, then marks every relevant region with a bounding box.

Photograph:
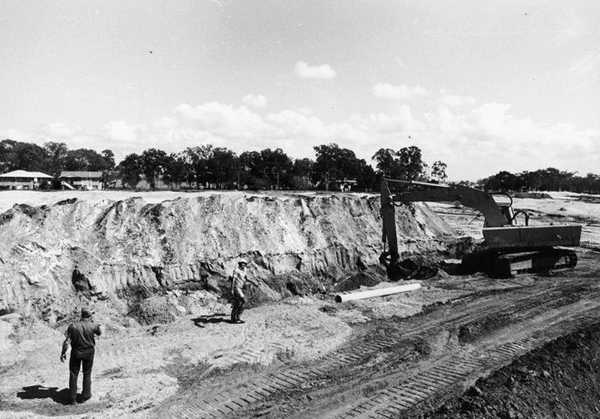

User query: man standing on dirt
[230,259,258,324]
[60,308,102,404]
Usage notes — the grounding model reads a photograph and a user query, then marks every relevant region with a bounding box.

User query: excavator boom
[393,182,509,227]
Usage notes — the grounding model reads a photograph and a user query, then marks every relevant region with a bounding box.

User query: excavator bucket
[482,225,582,250]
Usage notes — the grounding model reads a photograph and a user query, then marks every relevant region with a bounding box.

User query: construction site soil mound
[0,192,457,323]
[427,323,600,419]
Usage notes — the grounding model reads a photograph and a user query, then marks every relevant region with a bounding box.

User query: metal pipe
[334,283,421,303]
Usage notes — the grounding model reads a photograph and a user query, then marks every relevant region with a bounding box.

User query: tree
[43,142,68,177]
[371,146,426,181]
[0,139,19,172]
[313,143,364,190]
[163,152,188,188]
[371,148,396,176]
[356,160,377,191]
[481,171,522,191]
[238,150,263,189]
[118,153,143,189]
[207,147,237,188]
[13,142,49,172]
[63,148,111,171]
[183,145,214,188]
[259,148,293,189]
[290,158,315,189]
[430,161,448,183]
[293,158,314,178]
[141,148,168,190]
[396,146,425,181]
[101,149,115,170]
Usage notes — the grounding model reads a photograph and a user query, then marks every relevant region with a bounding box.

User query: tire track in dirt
[337,338,536,419]
[154,280,599,419]
[335,305,600,419]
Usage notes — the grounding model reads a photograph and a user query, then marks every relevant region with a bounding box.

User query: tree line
[5,138,599,194]
[478,168,600,194]
[0,139,448,191]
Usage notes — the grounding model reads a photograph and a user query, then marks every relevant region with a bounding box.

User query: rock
[130,296,178,325]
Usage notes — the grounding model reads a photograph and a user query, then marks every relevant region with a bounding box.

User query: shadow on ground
[192,313,231,327]
[17,385,72,405]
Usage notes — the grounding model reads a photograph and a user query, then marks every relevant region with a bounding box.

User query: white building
[0,170,53,190]
[60,171,103,190]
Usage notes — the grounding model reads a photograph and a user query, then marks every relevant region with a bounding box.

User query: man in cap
[60,308,102,404]
[230,258,258,324]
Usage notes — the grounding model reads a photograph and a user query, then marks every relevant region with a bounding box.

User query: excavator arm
[393,181,510,227]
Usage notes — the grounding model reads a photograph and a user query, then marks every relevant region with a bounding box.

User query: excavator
[380,177,582,279]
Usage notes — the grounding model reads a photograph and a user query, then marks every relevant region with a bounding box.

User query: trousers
[69,349,94,402]
[231,293,246,322]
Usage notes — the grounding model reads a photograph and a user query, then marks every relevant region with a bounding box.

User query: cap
[81,308,93,318]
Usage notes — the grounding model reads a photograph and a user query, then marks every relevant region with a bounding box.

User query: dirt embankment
[0,193,457,323]
[427,323,600,419]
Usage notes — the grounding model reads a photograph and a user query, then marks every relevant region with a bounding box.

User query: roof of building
[0,170,52,179]
[60,171,103,179]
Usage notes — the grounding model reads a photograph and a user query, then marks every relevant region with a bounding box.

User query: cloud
[373,83,428,100]
[2,90,599,181]
[439,94,476,107]
[569,49,600,78]
[294,61,337,79]
[42,122,80,138]
[242,94,268,108]
[174,103,268,139]
[104,120,140,143]
[553,10,587,45]
[472,103,511,135]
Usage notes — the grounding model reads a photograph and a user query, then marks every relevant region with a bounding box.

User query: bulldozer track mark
[338,322,600,419]
[156,286,600,419]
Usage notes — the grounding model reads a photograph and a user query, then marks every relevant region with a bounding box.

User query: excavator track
[458,247,578,278]
[499,248,578,276]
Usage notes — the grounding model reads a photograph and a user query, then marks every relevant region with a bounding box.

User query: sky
[0,0,599,180]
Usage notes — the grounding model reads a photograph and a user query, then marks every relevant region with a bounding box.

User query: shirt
[231,267,248,297]
[66,320,102,352]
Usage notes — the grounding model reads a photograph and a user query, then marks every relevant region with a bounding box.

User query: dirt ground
[1,191,600,418]
[427,323,600,419]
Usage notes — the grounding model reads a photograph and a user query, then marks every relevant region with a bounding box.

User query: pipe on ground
[334,283,421,303]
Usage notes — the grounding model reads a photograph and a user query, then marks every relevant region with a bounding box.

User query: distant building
[135,176,172,190]
[337,178,358,192]
[60,171,103,190]
[0,170,53,190]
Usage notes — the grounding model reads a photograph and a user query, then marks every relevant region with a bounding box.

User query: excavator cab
[380,178,581,279]
[489,193,532,227]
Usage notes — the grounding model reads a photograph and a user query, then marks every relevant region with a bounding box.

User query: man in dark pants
[230,259,258,324]
[60,308,102,404]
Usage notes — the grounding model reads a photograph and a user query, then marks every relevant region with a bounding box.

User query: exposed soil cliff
[0,192,457,322]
